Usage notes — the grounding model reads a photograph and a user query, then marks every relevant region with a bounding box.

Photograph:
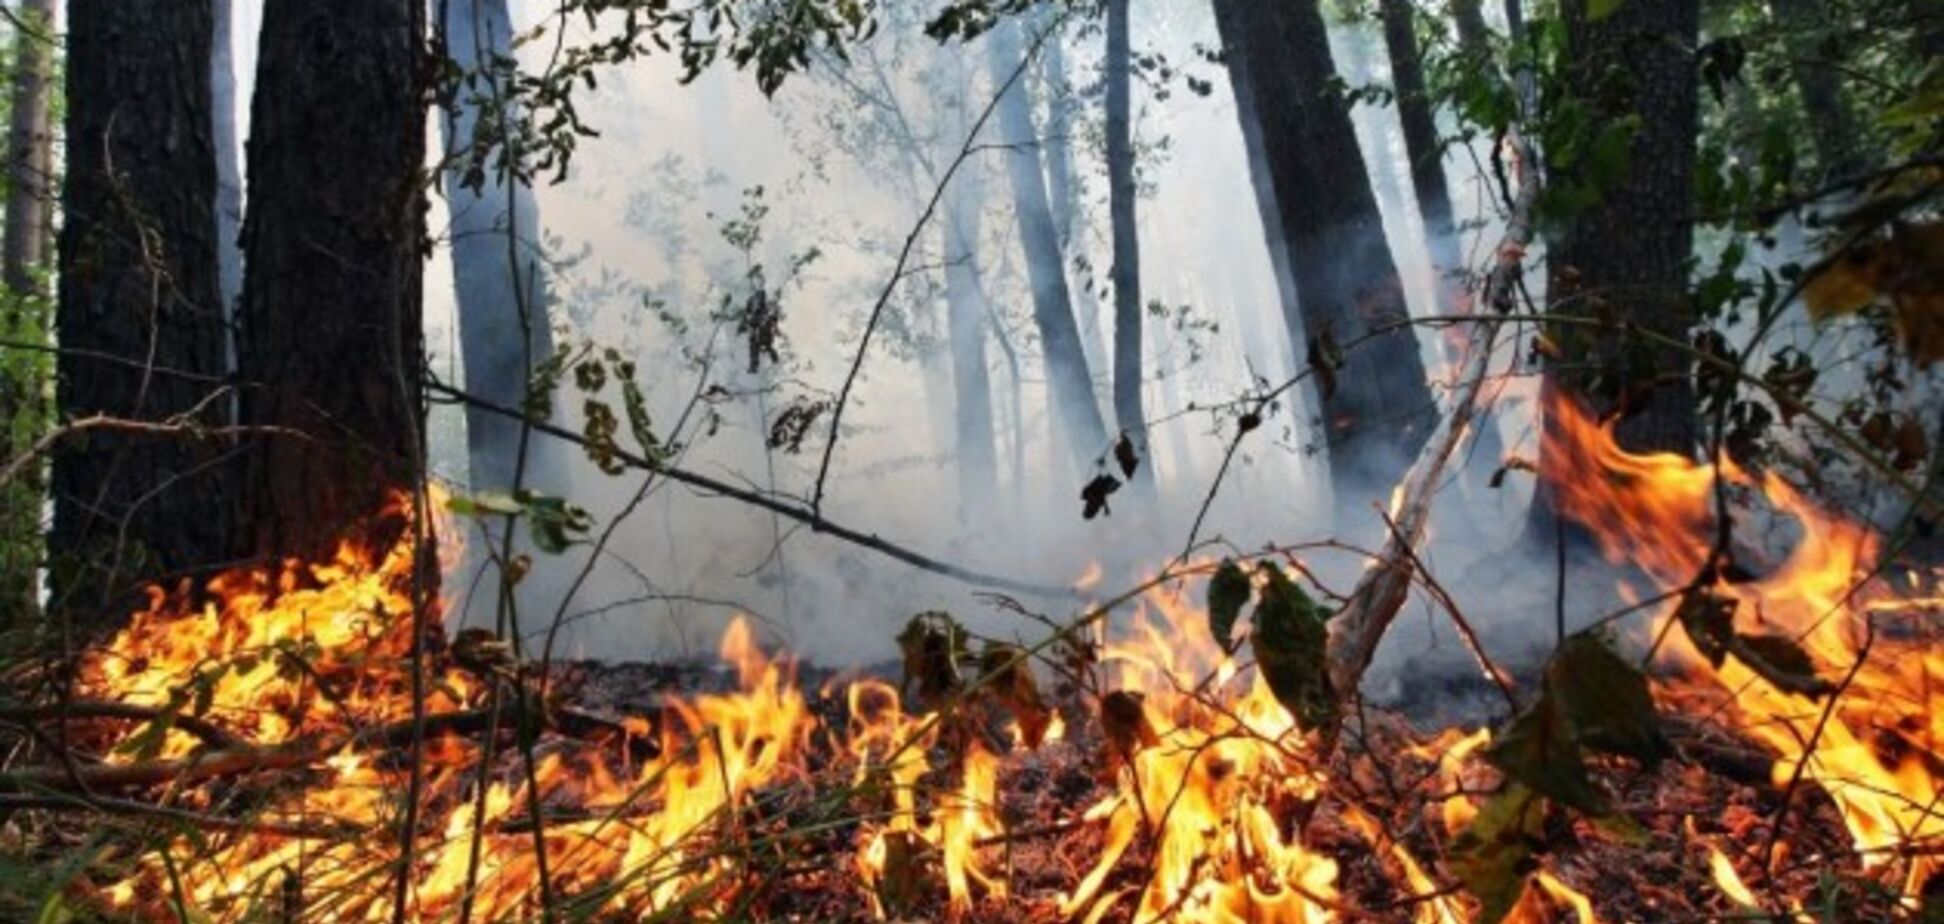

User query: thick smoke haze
[216,2,1918,698]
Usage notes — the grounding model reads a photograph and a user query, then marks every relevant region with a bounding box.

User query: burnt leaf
[768,398,830,455]
[897,611,968,709]
[1306,325,1345,401]
[1676,587,1737,668]
[1100,690,1158,768]
[1113,432,1140,478]
[1449,784,1545,924]
[1484,692,1606,814]
[1250,564,1335,731]
[1731,633,1835,699]
[1237,410,1262,434]
[1080,474,1122,520]
[874,830,925,917]
[981,642,1050,749]
[1547,632,1669,767]
[1206,559,1252,653]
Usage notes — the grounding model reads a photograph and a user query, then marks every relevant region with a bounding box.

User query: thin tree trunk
[212,0,243,316]
[1769,0,1866,176]
[1529,0,1700,530]
[235,0,428,560]
[1038,19,1110,399]
[54,0,229,622]
[1450,0,1492,58]
[0,0,55,626]
[443,0,561,496]
[1213,0,1437,501]
[1105,0,1153,491]
[989,18,1111,476]
[1379,0,1461,302]
[944,159,998,513]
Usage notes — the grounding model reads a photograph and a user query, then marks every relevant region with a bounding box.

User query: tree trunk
[1104,0,1153,491]
[1213,0,1436,501]
[1038,19,1110,396]
[53,0,230,621]
[1769,0,1866,177]
[235,0,427,560]
[1379,0,1461,302]
[943,156,998,514]
[989,18,1111,476]
[1529,0,1700,528]
[442,0,561,497]
[1450,0,1492,59]
[0,0,55,626]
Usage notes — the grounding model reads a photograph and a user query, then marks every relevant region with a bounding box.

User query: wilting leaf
[1250,565,1336,731]
[446,491,525,518]
[1547,632,1669,768]
[1206,560,1252,653]
[523,492,594,554]
[1306,326,1345,401]
[1676,588,1737,668]
[981,642,1050,748]
[898,612,968,708]
[1099,690,1158,767]
[1080,474,1122,520]
[1732,633,1835,699]
[1450,784,1545,924]
[1113,433,1140,478]
[1484,694,1605,814]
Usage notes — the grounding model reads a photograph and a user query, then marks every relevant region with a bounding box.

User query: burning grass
[0,394,1939,922]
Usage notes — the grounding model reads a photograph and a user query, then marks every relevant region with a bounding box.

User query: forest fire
[26,394,1938,922]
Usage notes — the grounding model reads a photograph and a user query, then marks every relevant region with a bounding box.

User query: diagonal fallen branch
[1322,129,1540,751]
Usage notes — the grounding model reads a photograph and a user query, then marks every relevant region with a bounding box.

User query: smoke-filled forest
[0,0,1939,920]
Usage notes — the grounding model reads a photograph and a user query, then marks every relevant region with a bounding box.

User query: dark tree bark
[1,0,55,625]
[1450,0,1493,59]
[1104,0,1153,491]
[1530,0,1700,531]
[989,18,1111,475]
[442,0,562,496]
[53,0,230,619]
[1379,0,1462,299]
[234,0,428,560]
[1769,0,1867,176]
[1213,0,1437,499]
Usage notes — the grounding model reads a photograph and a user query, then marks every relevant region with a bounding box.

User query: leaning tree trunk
[442,0,561,497]
[1213,0,1437,502]
[235,0,428,560]
[989,18,1111,476]
[1104,0,1153,492]
[54,0,230,623]
[1529,0,1700,531]
[0,0,55,627]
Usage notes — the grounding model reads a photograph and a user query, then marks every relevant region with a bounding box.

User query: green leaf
[1206,560,1251,653]
[1250,564,1335,731]
[446,491,525,518]
[1547,632,1669,767]
[1586,0,1624,21]
[1484,693,1605,813]
[1450,784,1545,924]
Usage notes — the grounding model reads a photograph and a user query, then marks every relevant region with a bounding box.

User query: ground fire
[0,391,1924,923]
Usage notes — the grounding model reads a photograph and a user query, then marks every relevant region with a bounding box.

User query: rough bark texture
[1541,0,1700,455]
[1214,0,1437,500]
[1769,0,1866,176]
[1104,0,1152,491]
[235,0,427,560]
[443,0,561,496]
[0,0,55,625]
[989,19,1111,475]
[54,0,229,619]
[1529,0,1700,535]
